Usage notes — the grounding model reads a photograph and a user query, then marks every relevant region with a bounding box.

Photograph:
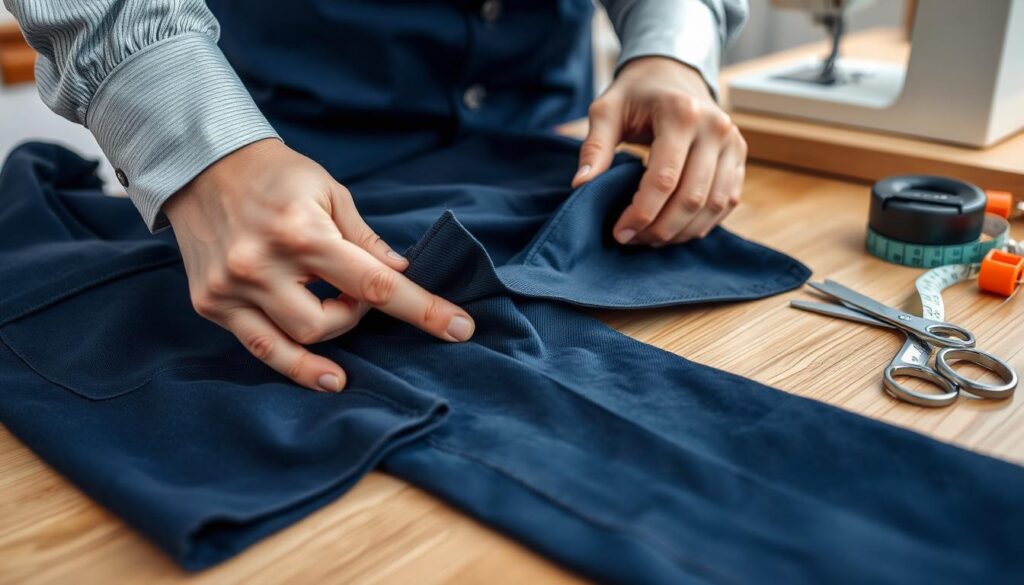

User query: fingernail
[386,249,406,262]
[615,228,637,244]
[446,315,474,341]
[574,165,592,182]
[317,373,342,392]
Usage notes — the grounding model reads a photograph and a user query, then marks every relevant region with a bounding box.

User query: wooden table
[3,157,1023,584]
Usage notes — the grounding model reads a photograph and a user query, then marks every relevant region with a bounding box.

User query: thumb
[573,99,622,188]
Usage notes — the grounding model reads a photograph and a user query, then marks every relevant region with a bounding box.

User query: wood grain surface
[2,159,1022,584]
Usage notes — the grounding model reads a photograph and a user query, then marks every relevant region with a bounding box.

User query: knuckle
[421,296,447,329]
[280,230,324,254]
[292,323,325,346]
[635,208,659,226]
[680,191,707,213]
[286,352,312,381]
[665,94,700,121]
[735,132,749,156]
[360,268,397,306]
[579,140,606,160]
[270,205,324,253]
[648,226,674,244]
[706,194,728,213]
[587,99,613,120]
[205,270,232,297]
[332,182,352,199]
[245,334,275,361]
[190,291,219,318]
[224,244,263,281]
[357,228,382,251]
[711,113,734,138]
[649,168,680,194]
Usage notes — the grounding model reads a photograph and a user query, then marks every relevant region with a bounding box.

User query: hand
[164,139,475,393]
[573,57,747,246]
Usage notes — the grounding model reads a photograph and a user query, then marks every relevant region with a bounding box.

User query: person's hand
[164,139,475,393]
[573,56,747,246]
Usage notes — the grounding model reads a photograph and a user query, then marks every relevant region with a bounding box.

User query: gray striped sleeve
[601,0,749,97]
[5,1,279,231]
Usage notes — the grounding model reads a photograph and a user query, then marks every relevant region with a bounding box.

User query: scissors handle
[918,322,976,349]
[936,348,1018,399]
[883,364,960,407]
[882,336,959,407]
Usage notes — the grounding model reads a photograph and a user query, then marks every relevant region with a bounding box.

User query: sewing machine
[728,0,1024,148]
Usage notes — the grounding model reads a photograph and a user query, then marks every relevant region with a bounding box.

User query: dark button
[115,168,129,188]
[462,84,487,110]
[480,0,502,24]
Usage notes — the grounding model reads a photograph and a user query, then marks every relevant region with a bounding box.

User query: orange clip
[978,249,1024,297]
[985,190,1014,219]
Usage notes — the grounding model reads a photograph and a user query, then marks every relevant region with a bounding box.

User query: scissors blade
[789,300,893,329]
[805,280,974,348]
[805,280,898,318]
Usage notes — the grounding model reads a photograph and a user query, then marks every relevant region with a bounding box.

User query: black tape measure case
[866,175,993,267]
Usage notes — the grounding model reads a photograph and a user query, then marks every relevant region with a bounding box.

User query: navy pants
[1,135,1023,583]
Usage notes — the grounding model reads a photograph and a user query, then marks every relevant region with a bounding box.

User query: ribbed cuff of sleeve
[615,0,724,99]
[86,32,280,231]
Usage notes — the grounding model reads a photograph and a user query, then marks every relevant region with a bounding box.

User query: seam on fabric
[2,328,445,414]
[0,335,252,401]
[520,168,617,267]
[511,166,810,306]
[342,389,439,418]
[0,254,181,326]
[500,268,806,308]
[424,437,737,585]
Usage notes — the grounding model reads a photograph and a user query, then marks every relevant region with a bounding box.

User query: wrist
[616,56,713,100]
[164,138,282,221]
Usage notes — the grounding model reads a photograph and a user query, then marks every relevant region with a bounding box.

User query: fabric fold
[2,136,1022,584]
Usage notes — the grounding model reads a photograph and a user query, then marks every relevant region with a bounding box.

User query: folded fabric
[1,135,1022,584]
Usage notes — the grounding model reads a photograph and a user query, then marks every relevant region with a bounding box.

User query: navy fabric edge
[177,396,451,570]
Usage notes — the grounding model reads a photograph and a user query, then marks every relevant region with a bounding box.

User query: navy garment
[3,137,1024,584]
[208,0,595,180]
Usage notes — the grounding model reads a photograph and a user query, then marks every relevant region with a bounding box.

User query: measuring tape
[913,239,1024,321]
[866,175,1009,268]
[865,175,1023,320]
[867,214,1010,268]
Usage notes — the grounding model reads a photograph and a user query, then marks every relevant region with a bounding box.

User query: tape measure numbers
[913,238,1024,321]
[865,175,1022,320]
[866,214,1010,268]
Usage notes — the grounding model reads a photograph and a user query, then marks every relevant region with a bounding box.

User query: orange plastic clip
[978,249,1024,297]
[985,190,1014,219]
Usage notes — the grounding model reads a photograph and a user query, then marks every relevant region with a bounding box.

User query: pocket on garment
[0,255,247,401]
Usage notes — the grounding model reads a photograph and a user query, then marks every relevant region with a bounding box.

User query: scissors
[791,279,1018,407]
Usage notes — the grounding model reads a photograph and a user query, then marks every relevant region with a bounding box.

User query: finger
[713,163,745,228]
[220,305,347,392]
[307,239,476,342]
[573,99,622,187]
[329,183,409,272]
[638,136,720,245]
[613,117,695,244]
[245,279,367,345]
[676,144,744,242]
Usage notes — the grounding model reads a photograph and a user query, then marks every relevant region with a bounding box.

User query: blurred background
[0,0,906,185]
[592,0,906,89]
